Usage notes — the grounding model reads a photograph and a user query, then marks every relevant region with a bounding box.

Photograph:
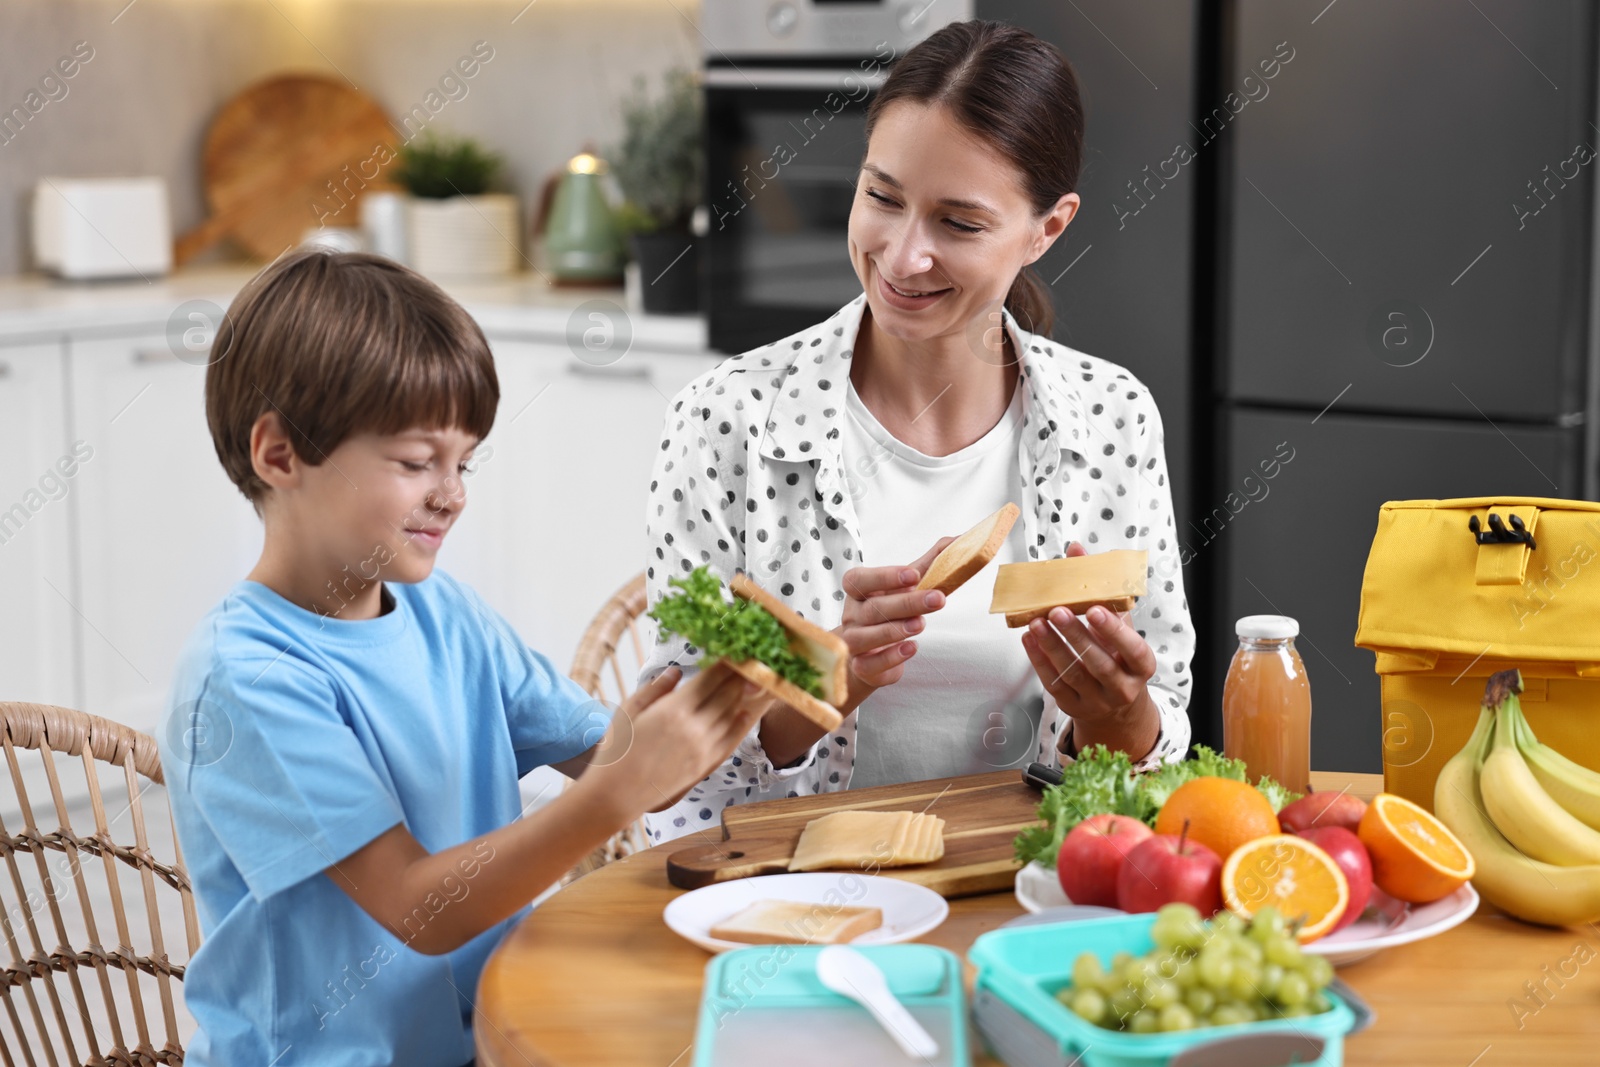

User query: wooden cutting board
[175,74,398,265]
[665,769,1045,898]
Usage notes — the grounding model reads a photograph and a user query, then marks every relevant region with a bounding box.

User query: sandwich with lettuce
[648,565,847,730]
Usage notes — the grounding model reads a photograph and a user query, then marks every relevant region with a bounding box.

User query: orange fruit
[1155,777,1280,861]
[1357,793,1475,904]
[1222,835,1350,943]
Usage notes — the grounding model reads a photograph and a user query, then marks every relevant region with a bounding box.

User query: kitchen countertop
[0,266,710,352]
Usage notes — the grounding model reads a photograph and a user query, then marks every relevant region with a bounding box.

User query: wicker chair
[0,702,198,1066]
[562,573,655,883]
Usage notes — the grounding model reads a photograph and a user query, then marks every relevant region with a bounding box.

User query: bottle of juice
[1222,615,1312,793]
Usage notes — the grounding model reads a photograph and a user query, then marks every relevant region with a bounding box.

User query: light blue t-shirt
[159,570,609,1067]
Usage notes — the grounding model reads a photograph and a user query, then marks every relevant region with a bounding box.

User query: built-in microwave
[700,0,972,354]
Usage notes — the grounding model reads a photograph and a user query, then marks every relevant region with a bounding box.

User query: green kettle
[536,151,625,284]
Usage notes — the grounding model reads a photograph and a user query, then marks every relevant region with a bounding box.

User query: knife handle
[1023,762,1065,791]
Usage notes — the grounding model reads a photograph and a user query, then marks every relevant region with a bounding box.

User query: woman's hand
[1020,542,1162,761]
[837,535,955,713]
[756,536,953,767]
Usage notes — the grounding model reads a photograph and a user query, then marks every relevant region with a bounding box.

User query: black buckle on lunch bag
[1469,512,1537,550]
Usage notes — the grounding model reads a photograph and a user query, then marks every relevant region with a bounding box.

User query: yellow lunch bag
[1355,496,1600,812]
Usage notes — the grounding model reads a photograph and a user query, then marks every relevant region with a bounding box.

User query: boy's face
[297,426,480,589]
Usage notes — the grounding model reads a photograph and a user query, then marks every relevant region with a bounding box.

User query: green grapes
[1157,1004,1197,1032]
[1055,904,1341,1035]
[1070,988,1107,1025]
[1183,987,1216,1016]
[1072,954,1107,991]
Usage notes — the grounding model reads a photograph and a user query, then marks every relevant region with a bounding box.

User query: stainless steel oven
[701,0,972,353]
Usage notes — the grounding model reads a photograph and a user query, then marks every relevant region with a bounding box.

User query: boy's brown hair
[206,249,498,508]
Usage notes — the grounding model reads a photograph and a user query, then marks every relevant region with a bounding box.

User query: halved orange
[1154,777,1281,861]
[1222,835,1350,943]
[1357,793,1474,904]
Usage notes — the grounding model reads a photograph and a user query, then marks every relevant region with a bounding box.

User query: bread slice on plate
[917,502,1021,596]
[709,899,884,945]
[727,573,848,731]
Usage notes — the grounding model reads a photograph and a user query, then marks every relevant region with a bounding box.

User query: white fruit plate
[664,872,950,953]
[1015,861,1479,967]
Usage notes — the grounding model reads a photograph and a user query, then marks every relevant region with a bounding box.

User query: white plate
[664,873,950,954]
[1014,861,1479,967]
[1305,883,1479,966]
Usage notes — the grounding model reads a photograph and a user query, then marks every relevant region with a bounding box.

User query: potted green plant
[610,68,702,313]
[397,131,519,279]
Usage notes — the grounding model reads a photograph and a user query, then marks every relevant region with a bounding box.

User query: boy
[161,249,763,1066]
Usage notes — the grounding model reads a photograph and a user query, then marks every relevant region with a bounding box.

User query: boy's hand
[591,662,770,815]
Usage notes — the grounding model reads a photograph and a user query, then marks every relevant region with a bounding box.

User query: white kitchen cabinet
[0,340,78,710]
[436,340,719,675]
[67,333,263,735]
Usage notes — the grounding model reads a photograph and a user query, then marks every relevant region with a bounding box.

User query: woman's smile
[876,266,953,310]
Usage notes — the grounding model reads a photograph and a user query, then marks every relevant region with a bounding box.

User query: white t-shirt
[841,377,1047,788]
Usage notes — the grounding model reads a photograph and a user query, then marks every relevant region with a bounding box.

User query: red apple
[1278,791,1369,835]
[1295,826,1374,932]
[1057,815,1154,907]
[1116,830,1224,916]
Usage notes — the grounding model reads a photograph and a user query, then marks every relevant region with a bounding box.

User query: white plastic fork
[815,945,940,1061]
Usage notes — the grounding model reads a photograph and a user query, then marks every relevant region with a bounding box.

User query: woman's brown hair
[865,19,1084,336]
[206,249,498,509]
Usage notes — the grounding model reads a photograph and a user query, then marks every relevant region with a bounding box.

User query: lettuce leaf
[1013,744,1144,868]
[648,566,824,697]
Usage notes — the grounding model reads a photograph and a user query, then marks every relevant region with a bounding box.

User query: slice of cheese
[787,810,946,871]
[887,811,915,861]
[903,815,928,864]
[789,811,912,872]
[990,550,1148,618]
[921,816,946,863]
[709,900,883,945]
[905,815,945,864]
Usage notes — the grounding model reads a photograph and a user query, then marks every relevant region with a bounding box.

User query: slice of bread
[725,573,849,731]
[917,503,1021,596]
[1004,597,1136,628]
[724,658,843,732]
[709,900,883,945]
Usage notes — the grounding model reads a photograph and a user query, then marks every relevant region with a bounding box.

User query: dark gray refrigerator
[1209,0,1597,772]
[980,0,1202,549]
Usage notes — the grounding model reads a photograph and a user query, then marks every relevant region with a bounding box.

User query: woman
[640,20,1193,843]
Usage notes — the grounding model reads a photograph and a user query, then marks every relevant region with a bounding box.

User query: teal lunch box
[692,943,971,1067]
[968,913,1358,1067]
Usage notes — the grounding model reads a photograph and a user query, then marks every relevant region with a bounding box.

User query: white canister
[361,190,409,264]
[406,194,521,279]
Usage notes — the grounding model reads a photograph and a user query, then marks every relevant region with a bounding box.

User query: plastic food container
[692,943,971,1067]
[968,914,1358,1067]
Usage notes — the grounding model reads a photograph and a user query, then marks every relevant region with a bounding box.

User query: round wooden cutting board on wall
[175,74,400,265]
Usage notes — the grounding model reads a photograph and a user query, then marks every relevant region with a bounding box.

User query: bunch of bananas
[1433,669,1600,927]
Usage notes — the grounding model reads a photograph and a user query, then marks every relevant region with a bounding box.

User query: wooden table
[476,771,1600,1066]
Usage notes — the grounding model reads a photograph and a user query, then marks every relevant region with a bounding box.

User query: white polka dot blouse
[638,294,1194,844]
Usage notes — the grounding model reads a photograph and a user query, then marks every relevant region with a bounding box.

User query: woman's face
[848,100,1079,348]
